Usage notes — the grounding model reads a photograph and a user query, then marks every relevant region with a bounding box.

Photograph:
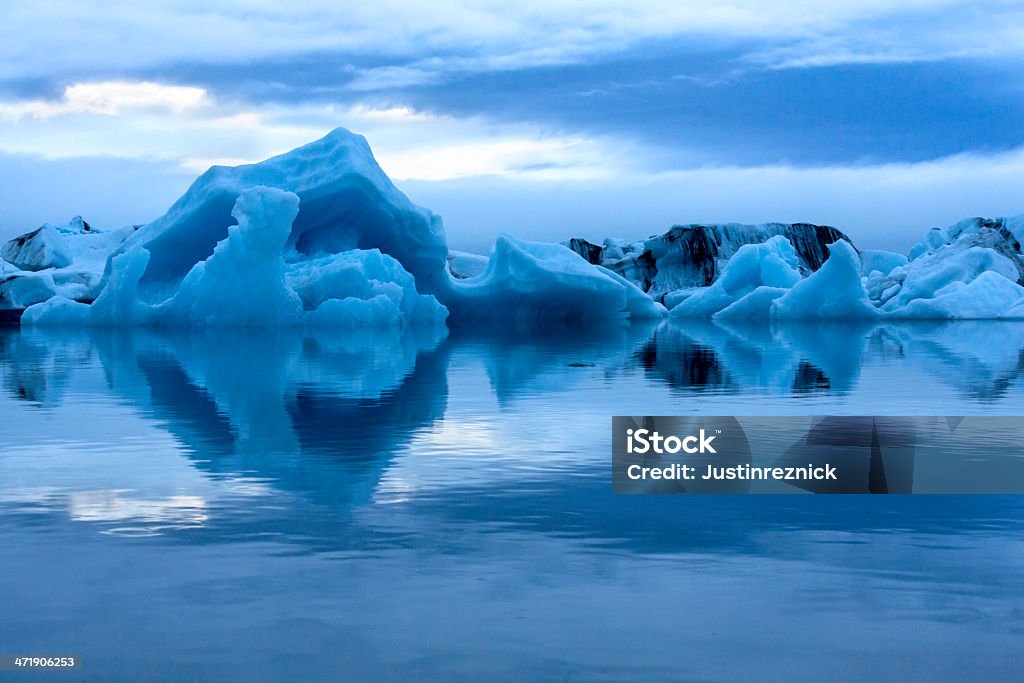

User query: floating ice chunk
[20,296,91,326]
[882,245,1019,312]
[889,271,1024,319]
[565,223,847,298]
[448,235,665,324]
[1,217,135,308]
[860,250,907,277]
[109,128,450,307]
[714,286,789,320]
[1,225,73,271]
[771,240,879,319]
[24,187,448,329]
[672,236,801,318]
[0,270,58,309]
[908,215,1024,261]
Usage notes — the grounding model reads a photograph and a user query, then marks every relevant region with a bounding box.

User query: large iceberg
[22,128,662,328]
[25,187,449,329]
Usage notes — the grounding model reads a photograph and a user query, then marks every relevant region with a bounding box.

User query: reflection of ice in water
[3,324,1024,678]
[4,321,1024,508]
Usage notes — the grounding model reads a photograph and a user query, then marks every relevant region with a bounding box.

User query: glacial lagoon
[2,321,1024,680]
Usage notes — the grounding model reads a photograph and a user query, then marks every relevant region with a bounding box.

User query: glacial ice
[665,215,1024,321]
[890,271,1024,320]
[447,235,666,325]
[23,128,666,328]
[25,187,449,329]
[714,287,790,320]
[447,250,489,279]
[1,216,136,312]
[772,240,880,320]
[670,236,802,319]
[565,222,849,299]
[2,225,72,271]
[106,129,450,308]
[1,270,60,310]
[9,126,1024,326]
[859,250,907,277]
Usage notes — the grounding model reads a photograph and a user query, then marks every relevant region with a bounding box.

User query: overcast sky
[1,1,1023,253]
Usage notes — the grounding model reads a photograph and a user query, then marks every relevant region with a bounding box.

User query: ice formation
[565,222,849,299]
[447,250,489,279]
[449,235,665,325]
[21,128,663,328]
[8,127,1024,326]
[859,250,907,277]
[771,240,880,320]
[670,236,802,319]
[657,214,1024,321]
[25,188,449,329]
[1,216,135,312]
[2,225,73,271]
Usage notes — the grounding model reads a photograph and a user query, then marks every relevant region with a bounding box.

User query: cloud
[0,81,209,121]
[3,1,1023,87]
[1,3,1021,252]
[0,80,641,182]
[402,147,1024,254]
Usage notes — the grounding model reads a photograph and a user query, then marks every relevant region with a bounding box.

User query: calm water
[2,321,1024,681]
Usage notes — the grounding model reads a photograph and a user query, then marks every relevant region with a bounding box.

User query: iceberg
[565,222,850,300]
[891,271,1024,320]
[1,216,136,313]
[670,236,802,319]
[2,225,73,271]
[864,217,1024,319]
[2,270,60,310]
[10,127,1024,327]
[447,235,665,325]
[771,240,879,320]
[23,128,664,328]
[25,187,449,329]
[104,129,450,308]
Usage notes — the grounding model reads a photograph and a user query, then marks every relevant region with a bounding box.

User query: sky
[1,1,1023,253]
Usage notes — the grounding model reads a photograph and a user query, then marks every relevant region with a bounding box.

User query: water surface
[2,321,1023,680]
